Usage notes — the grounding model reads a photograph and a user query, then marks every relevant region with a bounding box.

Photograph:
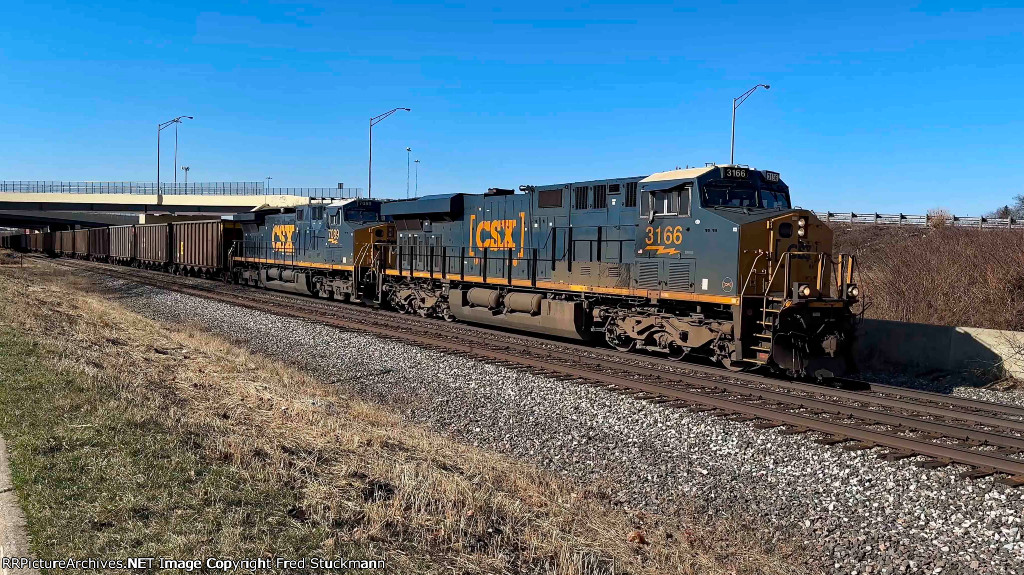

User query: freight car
[56,230,74,256]
[73,229,90,258]
[135,223,171,269]
[88,227,110,261]
[0,231,26,252]
[172,220,242,278]
[26,231,53,254]
[109,225,134,263]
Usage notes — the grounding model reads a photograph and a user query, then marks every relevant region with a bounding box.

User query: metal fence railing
[815,211,1022,230]
[0,181,363,198]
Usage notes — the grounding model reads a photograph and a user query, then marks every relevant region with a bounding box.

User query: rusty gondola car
[172,220,242,278]
[109,225,134,263]
[88,227,110,261]
[73,229,90,259]
[135,223,171,269]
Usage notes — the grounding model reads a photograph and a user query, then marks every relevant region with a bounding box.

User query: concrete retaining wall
[855,319,1024,381]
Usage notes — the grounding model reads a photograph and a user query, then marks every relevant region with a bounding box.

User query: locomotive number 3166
[645,225,684,246]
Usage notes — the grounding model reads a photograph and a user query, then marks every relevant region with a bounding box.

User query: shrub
[926,208,952,229]
[832,225,1024,331]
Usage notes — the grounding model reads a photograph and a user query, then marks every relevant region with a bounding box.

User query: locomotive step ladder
[745,295,786,363]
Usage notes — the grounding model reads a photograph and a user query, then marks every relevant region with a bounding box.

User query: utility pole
[157,115,193,193]
[730,84,769,164]
[406,147,412,199]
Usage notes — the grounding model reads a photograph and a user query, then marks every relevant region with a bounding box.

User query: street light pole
[730,84,770,164]
[414,159,420,196]
[157,115,193,193]
[406,147,412,199]
[181,166,190,186]
[265,176,272,192]
[368,107,410,199]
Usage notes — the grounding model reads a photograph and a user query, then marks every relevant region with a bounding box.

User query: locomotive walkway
[43,255,1024,486]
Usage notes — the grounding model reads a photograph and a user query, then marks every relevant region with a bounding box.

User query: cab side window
[647,184,691,218]
[652,191,676,216]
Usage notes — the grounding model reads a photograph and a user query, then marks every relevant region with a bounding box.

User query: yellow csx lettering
[475,219,517,249]
[272,224,296,254]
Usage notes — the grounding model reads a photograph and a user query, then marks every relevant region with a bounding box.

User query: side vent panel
[635,261,661,290]
[667,261,694,292]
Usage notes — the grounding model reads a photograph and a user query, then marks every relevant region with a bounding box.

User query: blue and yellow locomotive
[225,165,858,377]
[382,165,858,377]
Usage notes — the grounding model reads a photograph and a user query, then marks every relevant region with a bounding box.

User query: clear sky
[1,1,1022,214]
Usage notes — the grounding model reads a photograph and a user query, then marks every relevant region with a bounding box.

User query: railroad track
[38,256,1024,485]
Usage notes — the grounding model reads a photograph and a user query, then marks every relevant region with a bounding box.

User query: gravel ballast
[102,279,1023,575]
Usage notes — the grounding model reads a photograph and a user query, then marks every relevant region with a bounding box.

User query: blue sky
[1,1,1022,214]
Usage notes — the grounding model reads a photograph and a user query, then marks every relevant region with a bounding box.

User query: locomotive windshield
[344,205,380,222]
[701,182,791,210]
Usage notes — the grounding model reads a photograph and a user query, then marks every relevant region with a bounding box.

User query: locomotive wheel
[666,343,687,361]
[720,357,746,372]
[604,326,636,352]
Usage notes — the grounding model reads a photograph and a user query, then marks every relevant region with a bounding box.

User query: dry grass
[0,259,813,575]
[832,226,1024,331]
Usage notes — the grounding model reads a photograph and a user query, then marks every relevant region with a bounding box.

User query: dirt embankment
[831,225,1024,331]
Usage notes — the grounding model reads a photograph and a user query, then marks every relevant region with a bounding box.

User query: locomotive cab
[631,165,858,377]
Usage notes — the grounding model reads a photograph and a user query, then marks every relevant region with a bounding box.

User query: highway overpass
[0,181,362,228]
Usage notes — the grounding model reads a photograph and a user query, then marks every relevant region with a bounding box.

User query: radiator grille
[635,261,661,290]
[667,261,693,290]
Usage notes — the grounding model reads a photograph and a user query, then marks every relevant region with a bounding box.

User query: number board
[720,167,748,180]
[763,170,781,183]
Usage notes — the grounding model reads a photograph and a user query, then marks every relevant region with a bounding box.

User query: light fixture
[797,227,806,237]
[847,284,860,298]
[799,285,812,297]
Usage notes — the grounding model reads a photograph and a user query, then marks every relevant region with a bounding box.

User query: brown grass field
[832,225,1024,331]
[0,258,814,574]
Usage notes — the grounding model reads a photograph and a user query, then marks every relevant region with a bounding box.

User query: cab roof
[639,166,716,183]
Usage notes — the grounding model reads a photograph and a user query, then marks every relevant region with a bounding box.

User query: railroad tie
[842,441,878,451]
[915,458,952,469]
[960,467,997,480]
[880,450,916,461]
[998,475,1024,487]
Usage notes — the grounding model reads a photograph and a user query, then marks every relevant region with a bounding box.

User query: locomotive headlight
[797,227,806,237]
[799,284,812,297]
[847,284,860,298]
[797,217,807,228]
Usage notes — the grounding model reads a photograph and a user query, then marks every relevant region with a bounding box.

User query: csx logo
[469,212,527,265]
[272,224,296,254]
[476,219,518,248]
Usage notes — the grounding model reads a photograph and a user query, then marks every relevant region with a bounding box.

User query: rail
[0,181,363,198]
[816,211,1022,229]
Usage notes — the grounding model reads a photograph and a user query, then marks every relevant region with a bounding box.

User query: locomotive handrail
[738,252,765,299]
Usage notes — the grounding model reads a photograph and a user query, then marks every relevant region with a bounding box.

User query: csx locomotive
[10,164,859,378]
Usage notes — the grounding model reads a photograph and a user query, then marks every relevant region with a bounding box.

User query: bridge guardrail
[815,211,1021,230]
[0,181,363,198]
